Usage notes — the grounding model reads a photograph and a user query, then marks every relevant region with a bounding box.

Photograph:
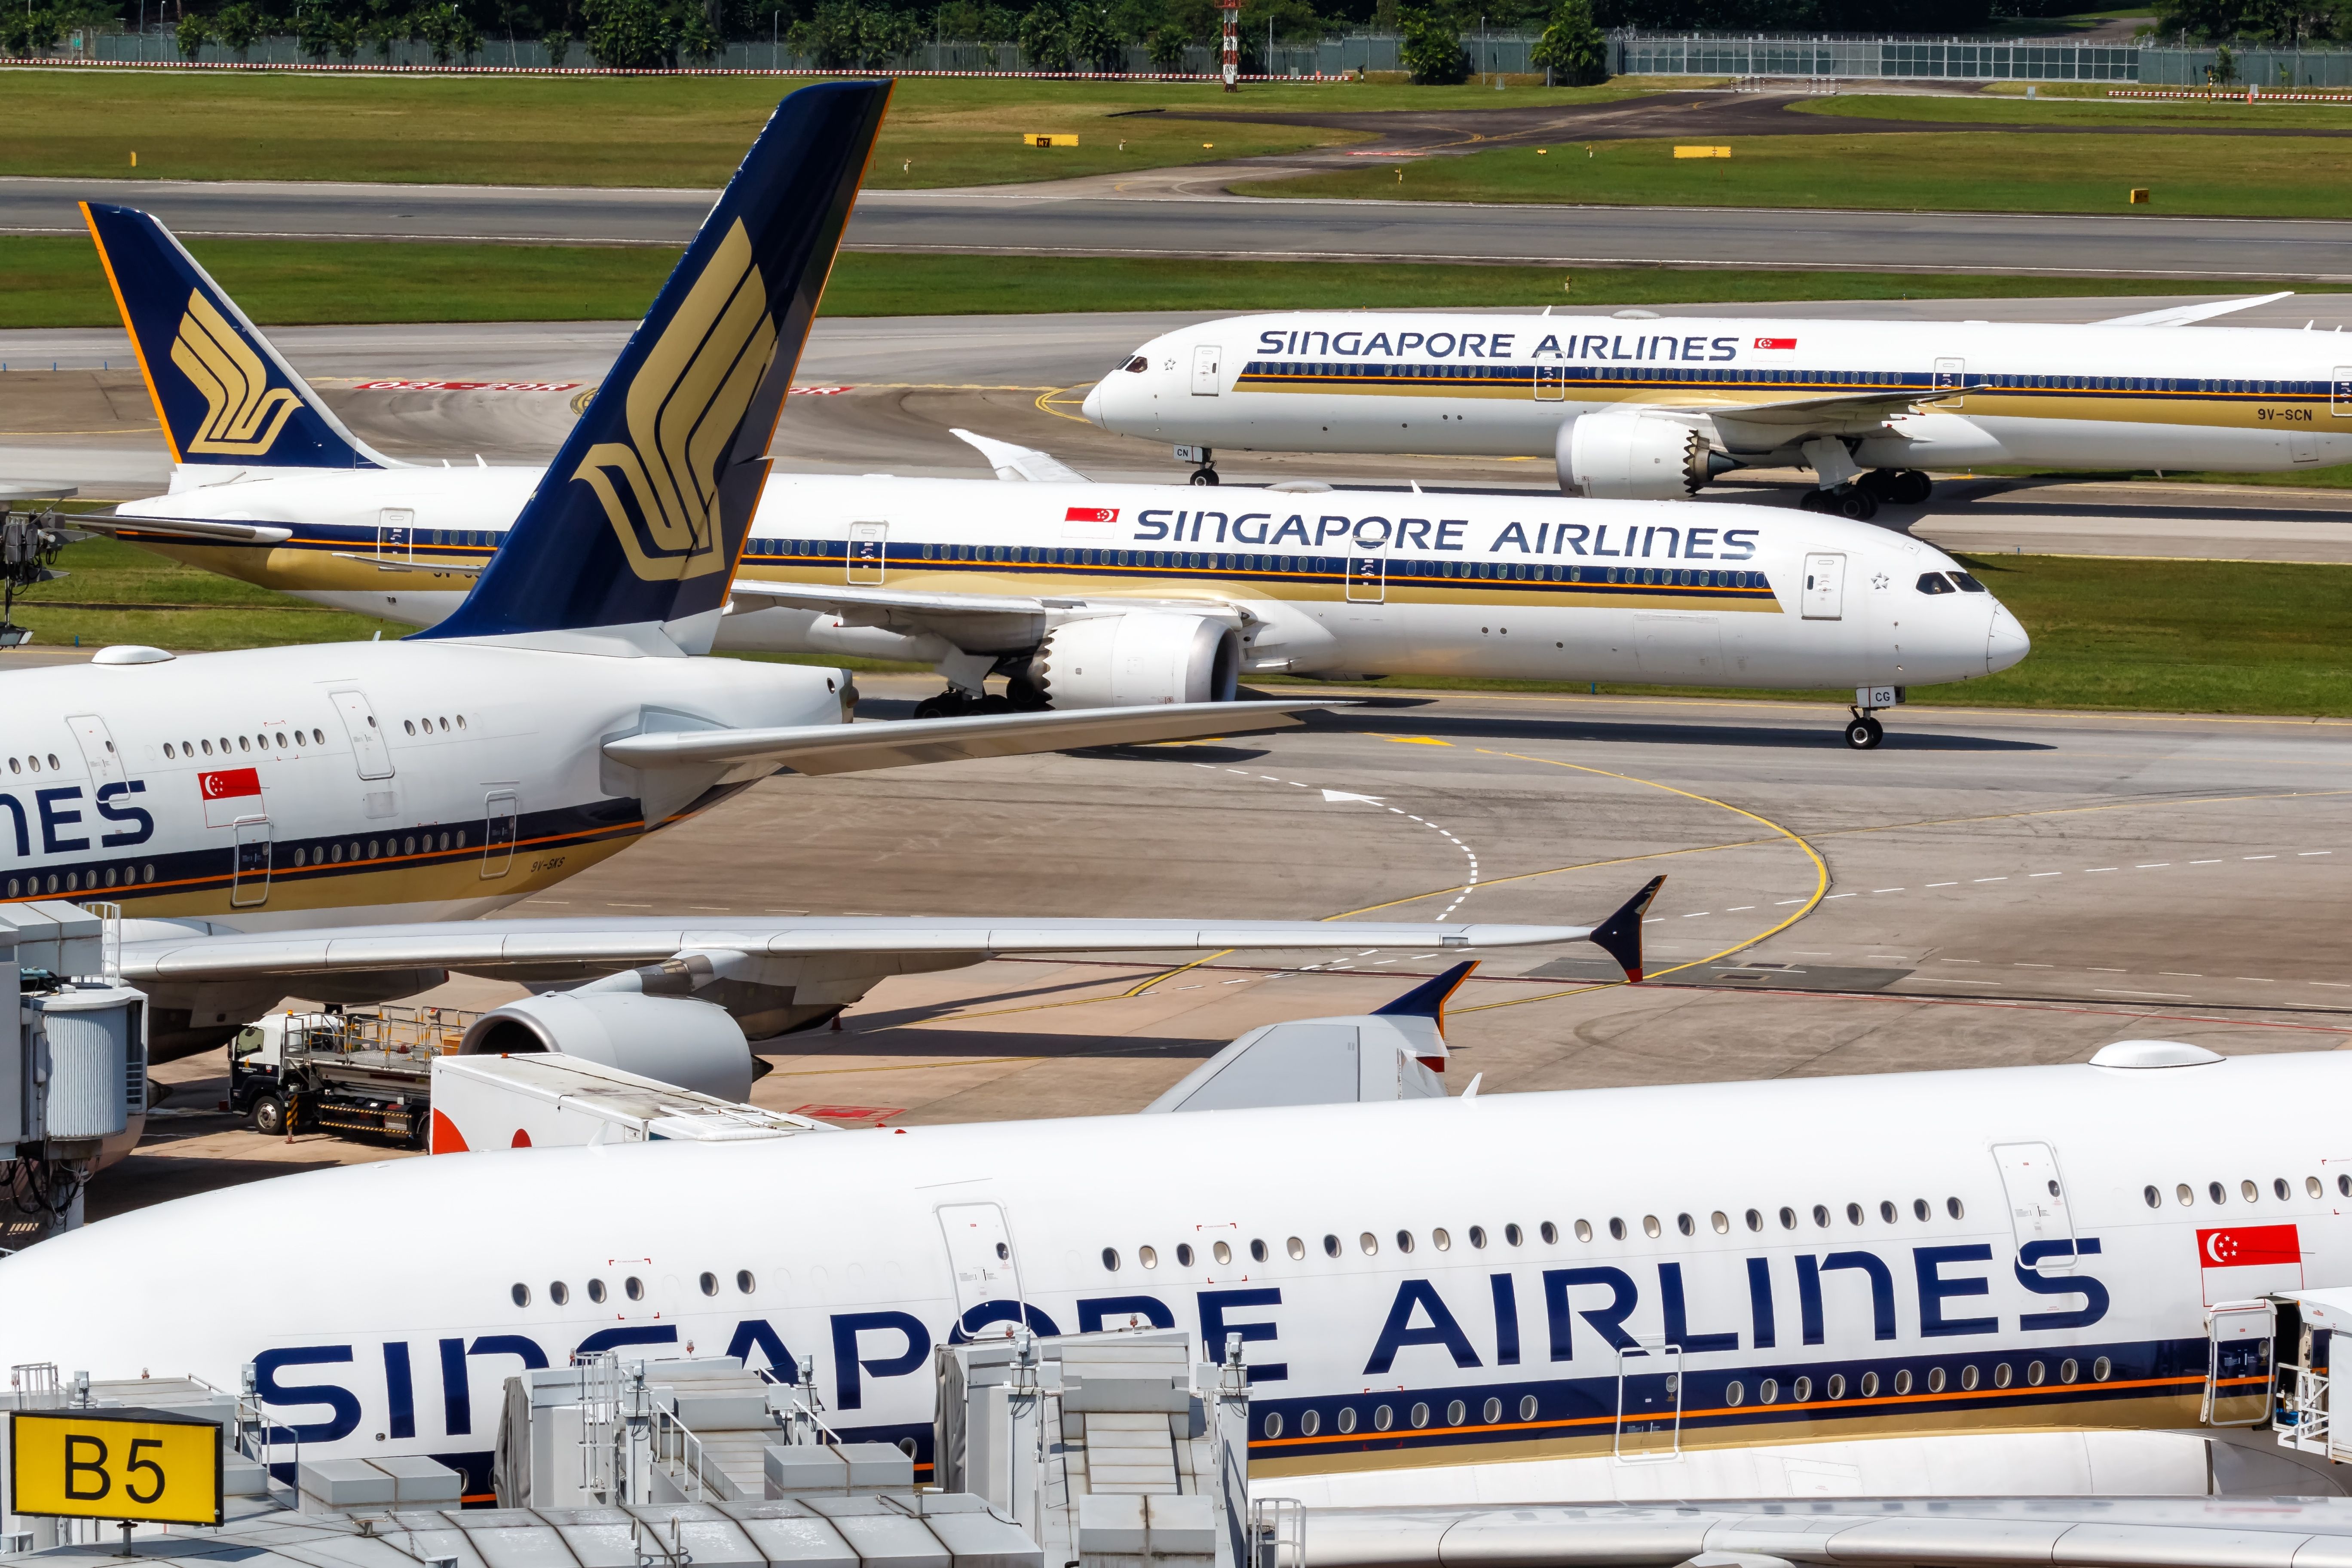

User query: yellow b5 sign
[9,1409,222,1526]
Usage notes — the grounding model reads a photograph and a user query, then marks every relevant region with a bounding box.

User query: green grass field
[3,235,2328,329]
[1256,129,2352,217]
[18,536,2352,717]
[1,70,1661,190]
[1798,89,2352,130]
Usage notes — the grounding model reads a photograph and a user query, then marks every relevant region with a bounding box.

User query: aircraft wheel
[1844,716,1884,750]
[1893,469,1933,505]
[1836,488,1880,521]
[975,693,1014,714]
[1798,489,1829,513]
[251,1093,288,1137]
[1190,468,1219,486]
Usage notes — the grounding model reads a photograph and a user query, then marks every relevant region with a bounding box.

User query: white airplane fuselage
[0,1051,2337,1496]
[115,475,2026,694]
[1081,312,2352,476]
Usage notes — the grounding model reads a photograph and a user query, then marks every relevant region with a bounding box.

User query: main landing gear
[912,676,1050,720]
[1862,468,1935,506]
[1801,486,1880,521]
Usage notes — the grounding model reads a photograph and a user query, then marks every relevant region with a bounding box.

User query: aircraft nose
[1987,603,2030,674]
[1081,380,1107,428]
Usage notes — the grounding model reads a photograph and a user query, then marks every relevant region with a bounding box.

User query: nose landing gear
[1176,443,1217,485]
[1843,684,1902,750]
[1844,714,1885,750]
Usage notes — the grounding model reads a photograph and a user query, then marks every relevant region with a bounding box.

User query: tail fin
[81,202,395,473]
[420,81,891,654]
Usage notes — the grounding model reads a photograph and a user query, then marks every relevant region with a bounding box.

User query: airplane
[0,983,2336,1506]
[5,84,1645,1085]
[71,208,2027,746]
[1075,301,2352,516]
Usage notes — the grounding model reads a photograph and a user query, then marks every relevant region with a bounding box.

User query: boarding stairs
[643,1357,789,1502]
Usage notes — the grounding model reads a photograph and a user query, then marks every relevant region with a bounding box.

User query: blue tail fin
[81,202,393,472]
[419,80,891,652]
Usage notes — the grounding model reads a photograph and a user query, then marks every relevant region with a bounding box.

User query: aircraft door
[330,690,395,781]
[1191,344,1223,396]
[938,1201,1026,1340]
[1614,1340,1681,1461]
[1801,553,1845,620]
[230,818,271,908]
[2203,1300,2276,1427]
[1534,362,1568,402]
[1346,552,1385,603]
[2333,368,2352,416]
[1932,357,1966,393]
[482,791,518,879]
[1992,1141,2076,1271]
[377,508,414,563]
[847,522,887,585]
[64,714,124,787]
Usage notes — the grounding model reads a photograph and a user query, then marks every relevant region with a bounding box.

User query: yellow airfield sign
[9,1408,223,1526]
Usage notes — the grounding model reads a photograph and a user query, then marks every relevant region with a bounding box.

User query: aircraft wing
[950,426,1089,481]
[603,698,1311,775]
[2094,290,2292,327]
[75,514,295,545]
[116,910,1604,987]
[726,578,1250,629]
[330,551,483,575]
[1657,384,1985,430]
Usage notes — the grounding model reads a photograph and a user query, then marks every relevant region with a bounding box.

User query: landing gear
[1860,468,1933,506]
[1189,467,1219,486]
[1176,444,1216,485]
[1844,685,1900,750]
[913,689,975,720]
[1844,714,1885,750]
[1800,486,1879,521]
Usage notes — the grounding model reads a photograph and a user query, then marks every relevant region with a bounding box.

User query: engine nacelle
[1558,413,1721,499]
[459,993,754,1101]
[1024,612,1240,707]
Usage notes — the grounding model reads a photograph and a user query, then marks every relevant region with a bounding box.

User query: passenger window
[1879,1200,1896,1223]
[2275,1179,2291,1200]
[1102,1248,1121,1271]
[698,1272,718,1296]
[1779,1207,1797,1230]
[511,1284,531,1308]
[1710,1212,1729,1234]
[2144,1185,2160,1208]
[1431,1229,1451,1251]
[1745,1210,1763,1231]
[1914,1198,1930,1220]
[1846,1203,1864,1225]
[1394,1231,1413,1254]
[624,1277,643,1301]
[1467,1226,1488,1248]
[586,1278,605,1303]
[1140,1246,1158,1268]
[1322,1234,1340,1258]
[1540,1221,1558,1243]
[1813,1204,1831,1228]
[2310,1177,2326,1198]
[163,744,175,759]
[1947,1197,1966,1219]
[2244,1180,2260,1202]
[1573,1220,1592,1242]
[1359,1232,1378,1256]
[1176,1244,1195,1266]
[2209,1181,2227,1204]
[1287,1237,1305,1260]
[550,1282,569,1306]
[1608,1218,1627,1240]
[1213,1241,1231,1265]
[1250,1239,1268,1262]
[1505,1224,1523,1246]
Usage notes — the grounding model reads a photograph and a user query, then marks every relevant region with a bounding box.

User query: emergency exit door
[1346,554,1385,603]
[1992,1141,2076,1271]
[377,508,414,562]
[64,714,124,788]
[2333,368,2352,416]
[2203,1300,2275,1427]
[1191,344,1223,396]
[847,522,887,585]
[330,690,395,781]
[1534,362,1568,402]
[1932,357,1967,393]
[1801,553,1845,620]
[482,791,518,879]
[938,1202,1025,1339]
[1614,1341,1681,1461]
[230,818,271,908]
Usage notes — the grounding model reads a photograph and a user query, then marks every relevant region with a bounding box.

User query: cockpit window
[1916,572,1957,595]
[1123,356,1148,373]
[1948,571,1988,593]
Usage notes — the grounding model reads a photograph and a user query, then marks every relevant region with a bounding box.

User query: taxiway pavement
[106,673,2352,1217]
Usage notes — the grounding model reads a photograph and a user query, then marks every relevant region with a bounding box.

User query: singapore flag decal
[2197,1223,2302,1304]
[1064,507,1119,524]
[199,766,263,829]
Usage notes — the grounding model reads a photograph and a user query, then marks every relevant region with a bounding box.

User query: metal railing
[2278,1364,2335,1457]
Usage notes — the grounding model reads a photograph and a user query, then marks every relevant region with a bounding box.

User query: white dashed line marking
[2192,859,2223,864]
[1925,882,1957,888]
[2029,872,2063,879]
[2098,989,2192,999]
[2303,851,2332,857]
[2160,972,2202,978]
[2015,963,2054,968]
[1826,893,1856,899]
[1728,906,1755,912]
[2245,855,2278,861]
[2086,868,2119,873]
[1974,877,2006,883]
[1874,888,1905,893]
[2138,864,2170,869]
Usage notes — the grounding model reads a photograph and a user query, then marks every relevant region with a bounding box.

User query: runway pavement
[101,672,2352,1214]
[7,302,2350,560]
[8,170,2349,279]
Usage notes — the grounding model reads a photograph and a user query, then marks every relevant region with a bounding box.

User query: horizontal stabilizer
[81,202,395,472]
[2094,291,2292,328]
[950,426,1089,482]
[86,514,294,545]
[602,698,1317,775]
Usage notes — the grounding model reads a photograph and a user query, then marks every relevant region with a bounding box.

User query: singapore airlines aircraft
[0,1026,2334,1503]
[74,208,2024,745]
[12,86,1633,1074]
[1077,303,2350,516]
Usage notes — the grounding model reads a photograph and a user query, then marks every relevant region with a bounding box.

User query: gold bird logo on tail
[169,290,301,455]
[571,219,777,583]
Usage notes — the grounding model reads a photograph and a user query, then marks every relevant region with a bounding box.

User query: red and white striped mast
[1219,0,1239,89]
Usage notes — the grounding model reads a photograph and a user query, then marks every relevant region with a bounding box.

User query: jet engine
[1557,413,1727,499]
[1022,612,1241,707]
[458,993,755,1101]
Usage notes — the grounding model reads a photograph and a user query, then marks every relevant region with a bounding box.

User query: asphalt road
[9,172,2351,280]
[101,671,2352,1213]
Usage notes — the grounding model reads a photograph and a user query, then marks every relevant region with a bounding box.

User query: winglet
[80,202,396,472]
[1587,874,1665,983]
[419,81,892,653]
[1373,959,1477,1036]
[950,427,1088,482]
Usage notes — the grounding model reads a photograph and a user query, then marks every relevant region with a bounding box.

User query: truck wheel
[251,1093,289,1137]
